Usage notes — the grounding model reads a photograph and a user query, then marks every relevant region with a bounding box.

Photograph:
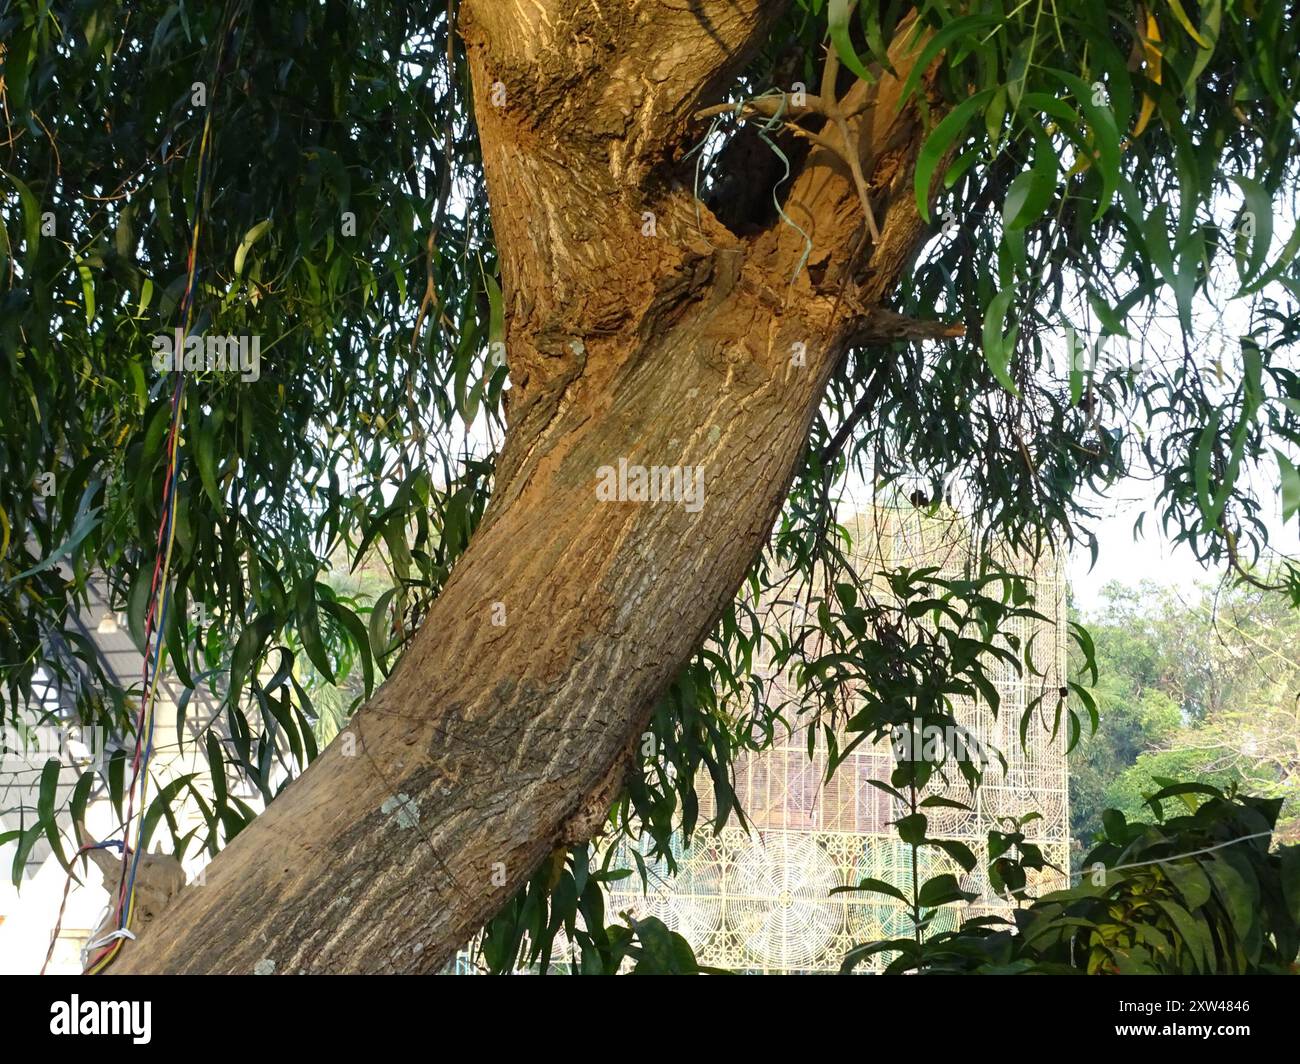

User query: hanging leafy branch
[0,0,1297,972]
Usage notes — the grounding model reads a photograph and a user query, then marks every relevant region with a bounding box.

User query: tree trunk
[116,0,942,974]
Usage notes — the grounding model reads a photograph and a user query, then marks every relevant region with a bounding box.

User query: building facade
[603,506,1070,973]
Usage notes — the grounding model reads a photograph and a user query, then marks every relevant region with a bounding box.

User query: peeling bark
[117,0,945,974]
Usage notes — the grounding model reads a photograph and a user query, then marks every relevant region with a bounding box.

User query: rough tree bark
[117,0,946,973]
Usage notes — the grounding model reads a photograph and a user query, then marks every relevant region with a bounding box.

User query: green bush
[850,786,1300,974]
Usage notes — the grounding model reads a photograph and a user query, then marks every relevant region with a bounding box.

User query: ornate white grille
[604,506,1070,973]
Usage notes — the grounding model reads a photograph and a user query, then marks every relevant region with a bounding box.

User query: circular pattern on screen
[727,833,843,969]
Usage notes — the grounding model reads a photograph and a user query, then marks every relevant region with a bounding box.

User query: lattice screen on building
[602,505,1070,973]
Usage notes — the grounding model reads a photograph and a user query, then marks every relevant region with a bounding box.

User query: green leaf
[930,838,977,873]
[1002,130,1057,231]
[1149,899,1207,971]
[107,748,126,823]
[1087,290,1131,338]
[1275,450,1300,522]
[914,91,993,223]
[11,824,44,887]
[1053,70,1121,219]
[1236,220,1300,298]
[295,579,335,682]
[69,771,94,844]
[485,270,505,349]
[4,169,42,274]
[206,732,228,811]
[832,876,908,903]
[368,585,402,663]
[627,915,700,974]
[165,587,196,689]
[1233,176,1274,287]
[1280,846,1300,924]
[1163,858,1213,911]
[1002,172,1045,233]
[137,774,198,854]
[918,872,971,907]
[173,684,196,754]
[1069,358,1084,407]
[2,24,36,112]
[321,599,374,697]
[38,758,70,869]
[898,14,999,106]
[1203,854,1257,939]
[126,563,153,655]
[894,811,927,845]
[981,287,1019,395]
[827,0,871,82]
[228,614,278,708]
[1183,0,1223,101]
[1194,411,1221,529]
[9,500,102,581]
[263,645,294,693]
[194,414,223,509]
[77,262,96,325]
[919,795,974,812]
[984,86,1007,148]
[1101,807,1127,842]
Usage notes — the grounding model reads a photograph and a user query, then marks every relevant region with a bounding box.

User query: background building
[603,504,1070,972]
[0,582,252,974]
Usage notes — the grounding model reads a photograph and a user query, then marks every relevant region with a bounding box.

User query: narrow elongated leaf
[827,0,871,81]
[915,92,993,223]
[1233,176,1274,285]
[38,758,70,869]
[981,288,1019,395]
[1275,449,1300,521]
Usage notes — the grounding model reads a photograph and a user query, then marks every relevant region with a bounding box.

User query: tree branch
[848,308,966,344]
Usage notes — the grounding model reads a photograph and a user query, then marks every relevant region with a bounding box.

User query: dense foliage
[845,786,1300,974]
[2,0,1298,971]
[1071,578,1300,851]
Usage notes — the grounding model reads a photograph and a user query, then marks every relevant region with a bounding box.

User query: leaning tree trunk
[117,0,944,973]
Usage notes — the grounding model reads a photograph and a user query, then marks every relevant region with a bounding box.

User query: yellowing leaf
[1166,0,1209,48]
[1132,9,1163,139]
[1143,10,1164,83]
[233,218,272,277]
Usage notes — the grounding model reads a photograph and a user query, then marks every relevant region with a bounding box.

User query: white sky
[1068,472,1300,614]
